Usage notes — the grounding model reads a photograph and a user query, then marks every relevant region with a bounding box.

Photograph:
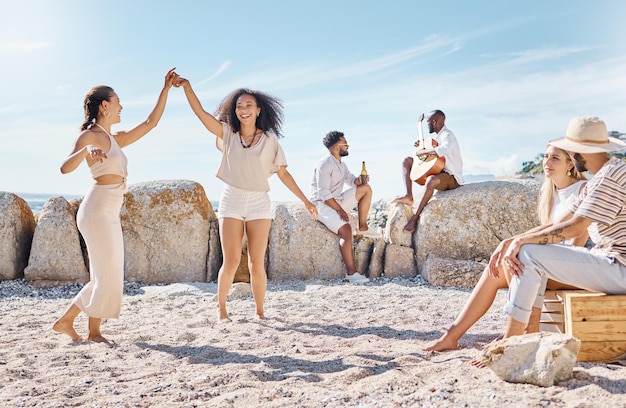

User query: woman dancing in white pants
[53,68,176,344]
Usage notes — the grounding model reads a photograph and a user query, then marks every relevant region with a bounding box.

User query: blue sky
[2,0,625,202]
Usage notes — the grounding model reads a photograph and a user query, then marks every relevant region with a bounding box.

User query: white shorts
[218,185,272,221]
[316,187,358,234]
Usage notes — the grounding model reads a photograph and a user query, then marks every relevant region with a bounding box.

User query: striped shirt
[569,158,626,266]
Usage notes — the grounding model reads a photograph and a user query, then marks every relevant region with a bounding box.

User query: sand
[1,277,624,407]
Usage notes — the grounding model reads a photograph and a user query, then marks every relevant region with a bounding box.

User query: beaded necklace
[239,129,258,148]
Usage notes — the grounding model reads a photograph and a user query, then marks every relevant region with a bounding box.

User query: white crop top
[88,131,128,180]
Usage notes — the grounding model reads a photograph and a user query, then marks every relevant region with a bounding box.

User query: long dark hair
[214,88,285,138]
[81,86,114,131]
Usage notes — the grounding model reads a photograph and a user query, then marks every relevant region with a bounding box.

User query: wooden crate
[541,290,626,362]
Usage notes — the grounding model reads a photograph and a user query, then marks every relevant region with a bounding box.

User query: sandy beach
[1,276,624,407]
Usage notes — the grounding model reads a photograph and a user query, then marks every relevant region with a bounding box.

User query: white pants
[315,187,358,234]
[504,243,626,323]
[73,182,125,319]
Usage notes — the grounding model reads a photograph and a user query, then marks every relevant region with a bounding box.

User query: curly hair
[214,88,285,138]
[81,86,114,131]
[323,131,344,148]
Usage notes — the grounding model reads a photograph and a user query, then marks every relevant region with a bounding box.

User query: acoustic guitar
[409,114,446,185]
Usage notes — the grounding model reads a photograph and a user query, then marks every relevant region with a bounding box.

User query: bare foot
[467,358,486,369]
[392,195,414,206]
[87,334,116,345]
[423,334,459,352]
[52,319,84,342]
[403,215,420,232]
[256,313,266,320]
[217,310,232,323]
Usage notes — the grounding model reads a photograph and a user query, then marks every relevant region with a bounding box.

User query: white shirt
[215,122,287,192]
[433,126,464,185]
[310,155,356,203]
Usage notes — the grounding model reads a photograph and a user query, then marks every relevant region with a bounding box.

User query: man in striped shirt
[489,116,626,338]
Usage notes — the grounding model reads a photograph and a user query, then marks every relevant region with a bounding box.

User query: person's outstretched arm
[174,76,223,139]
[115,67,177,148]
[276,166,318,220]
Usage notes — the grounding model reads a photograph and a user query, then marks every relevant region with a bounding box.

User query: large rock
[385,203,413,247]
[421,257,487,288]
[121,180,215,284]
[268,202,345,280]
[268,202,380,280]
[383,244,416,278]
[0,192,35,280]
[24,197,88,285]
[415,180,540,278]
[480,332,580,387]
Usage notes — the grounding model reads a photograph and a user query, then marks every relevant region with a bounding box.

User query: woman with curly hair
[424,144,587,352]
[173,73,317,322]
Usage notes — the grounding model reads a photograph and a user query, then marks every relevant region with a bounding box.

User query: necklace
[239,129,258,148]
[94,123,112,137]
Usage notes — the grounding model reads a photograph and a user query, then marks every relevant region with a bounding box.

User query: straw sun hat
[549,116,626,154]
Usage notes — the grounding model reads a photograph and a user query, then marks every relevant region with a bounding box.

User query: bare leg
[355,184,373,232]
[337,223,358,275]
[424,267,508,351]
[525,307,542,333]
[217,217,245,321]
[87,317,115,344]
[404,174,441,232]
[53,304,83,342]
[392,157,415,205]
[245,219,272,320]
[504,317,527,338]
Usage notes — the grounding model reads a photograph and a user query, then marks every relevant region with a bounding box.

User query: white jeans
[504,243,626,323]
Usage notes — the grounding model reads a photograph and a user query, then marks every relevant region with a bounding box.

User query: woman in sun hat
[424,143,587,352]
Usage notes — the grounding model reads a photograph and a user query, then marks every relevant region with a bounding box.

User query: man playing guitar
[392,110,464,232]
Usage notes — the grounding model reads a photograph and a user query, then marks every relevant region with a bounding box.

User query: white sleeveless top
[88,133,128,180]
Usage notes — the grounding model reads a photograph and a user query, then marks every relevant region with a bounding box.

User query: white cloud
[0,40,52,54]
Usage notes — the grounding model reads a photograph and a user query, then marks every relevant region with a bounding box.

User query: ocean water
[18,192,80,214]
[17,192,218,215]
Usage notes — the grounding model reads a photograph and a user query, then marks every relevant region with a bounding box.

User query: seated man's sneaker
[345,272,369,284]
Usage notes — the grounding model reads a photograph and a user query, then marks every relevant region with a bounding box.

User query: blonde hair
[537,147,587,224]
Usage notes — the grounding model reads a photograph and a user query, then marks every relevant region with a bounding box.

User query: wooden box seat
[541,290,626,362]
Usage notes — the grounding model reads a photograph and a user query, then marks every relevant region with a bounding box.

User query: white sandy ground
[0,277,624,408]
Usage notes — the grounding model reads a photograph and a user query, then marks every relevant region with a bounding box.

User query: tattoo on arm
[539,228,566,244]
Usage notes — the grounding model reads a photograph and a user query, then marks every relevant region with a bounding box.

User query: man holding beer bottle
[310,130,381,284]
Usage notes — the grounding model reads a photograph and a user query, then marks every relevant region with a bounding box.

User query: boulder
[268,202,345,281]
[120,180,215,284]
[415,180,540,278]
[385,203,413,247]
[368,238,386,279]
[480,332,580,387]
[421,257,487,288]
[0,192,35,280]
[383,244,416,278]
[24,196,88,285]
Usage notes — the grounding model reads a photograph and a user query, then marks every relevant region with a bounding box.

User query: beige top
[216,122,287,192]
[88,132,128,180]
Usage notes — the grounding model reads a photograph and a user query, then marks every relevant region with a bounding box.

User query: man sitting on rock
[494,116,626,338]
[310,131,381,284]
[393,110,464,232]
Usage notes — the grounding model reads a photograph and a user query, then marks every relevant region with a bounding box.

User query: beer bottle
[360,161,368,185]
